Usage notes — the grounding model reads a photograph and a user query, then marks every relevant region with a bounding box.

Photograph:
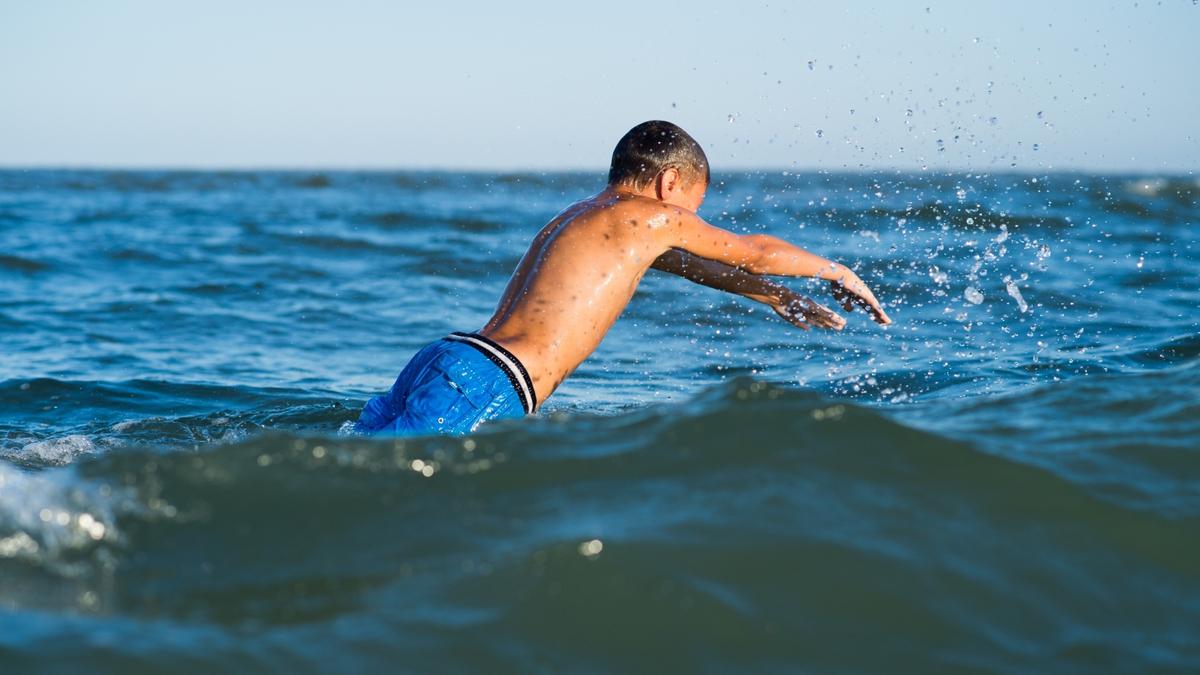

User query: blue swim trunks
[355,332,536,436]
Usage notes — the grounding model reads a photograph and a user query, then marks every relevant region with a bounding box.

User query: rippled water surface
[1,170,1198,673]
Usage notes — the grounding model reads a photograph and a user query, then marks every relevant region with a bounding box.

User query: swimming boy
[356,120,891,436]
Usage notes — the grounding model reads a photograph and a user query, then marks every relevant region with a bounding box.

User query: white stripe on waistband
[445,333,534,413]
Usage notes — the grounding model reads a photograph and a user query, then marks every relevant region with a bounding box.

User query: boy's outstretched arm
[650,249,845,330]
[667,214,893,325]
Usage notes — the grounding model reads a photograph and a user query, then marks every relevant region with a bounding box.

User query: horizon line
[0,164,1196,177]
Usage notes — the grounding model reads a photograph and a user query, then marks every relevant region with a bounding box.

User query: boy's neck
[604,183,655,200]
[604,180,706,213]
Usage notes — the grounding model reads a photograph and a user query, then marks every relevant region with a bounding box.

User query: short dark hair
[607,121,710,190]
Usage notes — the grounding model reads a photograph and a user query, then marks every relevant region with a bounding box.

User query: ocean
[0,169,1197,673]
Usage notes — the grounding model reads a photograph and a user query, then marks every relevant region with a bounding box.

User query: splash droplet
[1037,244,1051,259]
[808,61,815,70]
[906,109,913,116]
[1005,278,1028,313]
[1037,111,1044,119]
[964,287,984,305]
[1032,144,1039,150]
[988,117,998,125]
[815,130,823,138]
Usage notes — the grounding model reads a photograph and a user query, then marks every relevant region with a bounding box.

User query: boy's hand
[830,278,892,325]
[773,290,846,331]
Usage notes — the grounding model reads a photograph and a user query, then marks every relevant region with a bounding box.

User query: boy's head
[608,121,710,193]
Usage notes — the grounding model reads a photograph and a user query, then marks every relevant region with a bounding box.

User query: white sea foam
[20,435,97,465]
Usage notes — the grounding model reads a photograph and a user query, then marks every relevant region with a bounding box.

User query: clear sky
[1,0,1196,172]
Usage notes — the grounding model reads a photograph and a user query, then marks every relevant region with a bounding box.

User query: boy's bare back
[479,191,694,402]
[479,179,889,406]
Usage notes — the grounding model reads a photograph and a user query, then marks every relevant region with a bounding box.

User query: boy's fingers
[775,304,811,331]
[779,294,847,331]
[820,310,845,328]
[815,311,845,330]
[866,302,892,324]
[786,313,812,331]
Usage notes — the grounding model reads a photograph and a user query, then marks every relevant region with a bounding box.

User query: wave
[0,378,356,465]
[0,254,53,274]
[1,378,1198,671]
[1114,333,1200,369]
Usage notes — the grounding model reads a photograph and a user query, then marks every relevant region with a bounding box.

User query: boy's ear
[656,168,682,200]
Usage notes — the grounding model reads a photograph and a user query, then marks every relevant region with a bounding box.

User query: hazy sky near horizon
[2,1,1197,172]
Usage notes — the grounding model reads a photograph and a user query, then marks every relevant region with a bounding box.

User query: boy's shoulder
[556,190,705,246]
[573,192,683,225]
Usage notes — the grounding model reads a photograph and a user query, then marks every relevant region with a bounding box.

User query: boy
[356,121,891,436]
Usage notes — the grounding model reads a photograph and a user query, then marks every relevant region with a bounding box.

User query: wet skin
[479,171,891,407]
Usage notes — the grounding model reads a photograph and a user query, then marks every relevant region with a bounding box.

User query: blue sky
[1,0,1196,172]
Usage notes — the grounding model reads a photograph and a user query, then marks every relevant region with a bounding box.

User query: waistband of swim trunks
[443,332,537,414]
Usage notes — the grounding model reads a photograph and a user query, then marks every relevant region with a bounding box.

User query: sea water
[0,169,1197,673]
